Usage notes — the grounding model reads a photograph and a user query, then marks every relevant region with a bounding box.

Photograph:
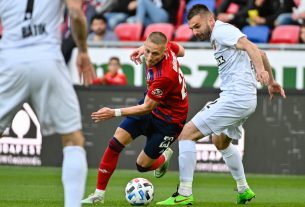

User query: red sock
[96,137,124,190]
[148,154,165,171]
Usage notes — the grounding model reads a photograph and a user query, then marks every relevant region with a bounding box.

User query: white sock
[178,140,197,196]
[220,143,249,193]
[62,146,88,207]
[94,189,105,197]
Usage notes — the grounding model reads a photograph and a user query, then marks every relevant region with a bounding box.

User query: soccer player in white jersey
[157,4,286,206]
[0,1,96,207]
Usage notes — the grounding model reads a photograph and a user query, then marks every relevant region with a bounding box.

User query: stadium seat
[0,22,2,37]
[175,0,186,28]
[270,25,301,44]
[226,3,239,14]
[294,0,301,6]
[114,23,143,41]
[242,25,270,43]
[142,23,175,40]
[174,24,193,42]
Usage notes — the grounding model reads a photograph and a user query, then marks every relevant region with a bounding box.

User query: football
[125,178,154,206]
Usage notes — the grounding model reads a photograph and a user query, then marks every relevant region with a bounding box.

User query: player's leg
[135,132,176,175]
[0,61,29,138]
[82,115,144,204]
[210,96,256,204]
[81,127,133,204]
[134,118,183,177]
[30,59,88,207]
[213,129,255,204]
[157,121,202,206]
[61,131,87,207]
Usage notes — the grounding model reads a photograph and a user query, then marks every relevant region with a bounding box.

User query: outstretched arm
[260,50,286,100]
[91,96,158,123]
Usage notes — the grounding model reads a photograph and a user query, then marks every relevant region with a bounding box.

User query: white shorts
[0,58,82,135]
[191,94,257,140]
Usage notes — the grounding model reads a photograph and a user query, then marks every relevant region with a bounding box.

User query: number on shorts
[159,136,174,148]
[24,0,35,20]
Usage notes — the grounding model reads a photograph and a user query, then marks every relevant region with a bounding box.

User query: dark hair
[147,32,167,45]
[90,13,107,25]
[109,56,120,65]
[187,4,211,21]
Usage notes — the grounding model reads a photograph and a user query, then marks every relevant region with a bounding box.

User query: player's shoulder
[212,20,242,40]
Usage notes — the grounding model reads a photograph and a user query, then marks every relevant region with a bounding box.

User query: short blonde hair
[147,32,168,45]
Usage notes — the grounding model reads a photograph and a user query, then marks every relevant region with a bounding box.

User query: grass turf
[0,166,305,207]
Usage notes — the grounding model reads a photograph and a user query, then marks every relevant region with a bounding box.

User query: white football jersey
[0,0,65,61]
[210,21,257,98]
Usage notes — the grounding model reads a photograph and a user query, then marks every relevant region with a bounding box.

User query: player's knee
[212,136,231,150]
[61,130,85,146]
[108,137,125,153]
[136,163,150,172]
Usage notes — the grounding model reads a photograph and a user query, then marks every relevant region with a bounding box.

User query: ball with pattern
[125,178,154,206]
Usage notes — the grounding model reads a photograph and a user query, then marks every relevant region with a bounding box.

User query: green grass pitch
[0,166,305,207]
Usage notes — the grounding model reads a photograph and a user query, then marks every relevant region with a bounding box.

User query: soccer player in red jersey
[82,31,188,204]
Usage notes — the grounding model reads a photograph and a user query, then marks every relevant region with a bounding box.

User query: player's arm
[130,45,145,65]
[65,0,96,86]
[235,37,269,85]
[260,50,286,99]
[65,0,87,52]
[175,43,185,57]
[91,96,159,122]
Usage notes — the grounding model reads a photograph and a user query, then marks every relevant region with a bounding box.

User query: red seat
[226,3,239,14]
[174,24,193,42]
[114,23,143,41]
[142,23,175,40]
[0,22,3,37]
[294,0,301,6]
[175,0,186,28]
[270,25,300,44]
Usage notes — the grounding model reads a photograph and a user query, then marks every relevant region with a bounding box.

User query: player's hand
[268,81,286,100]
[77,52,96,87]
[91,107,115,123]
[130,46,144,65]
[256,70,269,86]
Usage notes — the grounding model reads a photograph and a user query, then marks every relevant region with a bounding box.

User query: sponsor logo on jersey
[152,88,163,97]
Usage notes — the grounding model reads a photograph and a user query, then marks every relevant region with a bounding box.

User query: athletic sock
[62,146,87,207]
[148,154,165,170]
[178,140,197,196]
[96,137,124,190]
[220,143,249,193]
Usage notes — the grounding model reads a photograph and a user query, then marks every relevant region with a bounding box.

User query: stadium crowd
[1,0,304,44]
[59,0,305,44]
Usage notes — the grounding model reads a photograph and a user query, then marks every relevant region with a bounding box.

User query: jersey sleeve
[213,23,245,47]
[168,42,179,55]
[147,77,173,102]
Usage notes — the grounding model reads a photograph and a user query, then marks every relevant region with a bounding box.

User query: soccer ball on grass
[125,178,154,206]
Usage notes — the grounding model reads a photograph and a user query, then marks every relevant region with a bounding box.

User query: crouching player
[81,31,189,204]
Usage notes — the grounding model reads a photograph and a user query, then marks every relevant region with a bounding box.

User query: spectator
[87,14,118,42]
[275,0,305,25]
[216,0,249,29]
[97,0,137,30]
[61,1,97,63]
[128,0,179,27]
[93,57,128,85]
[246,0,295,28]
